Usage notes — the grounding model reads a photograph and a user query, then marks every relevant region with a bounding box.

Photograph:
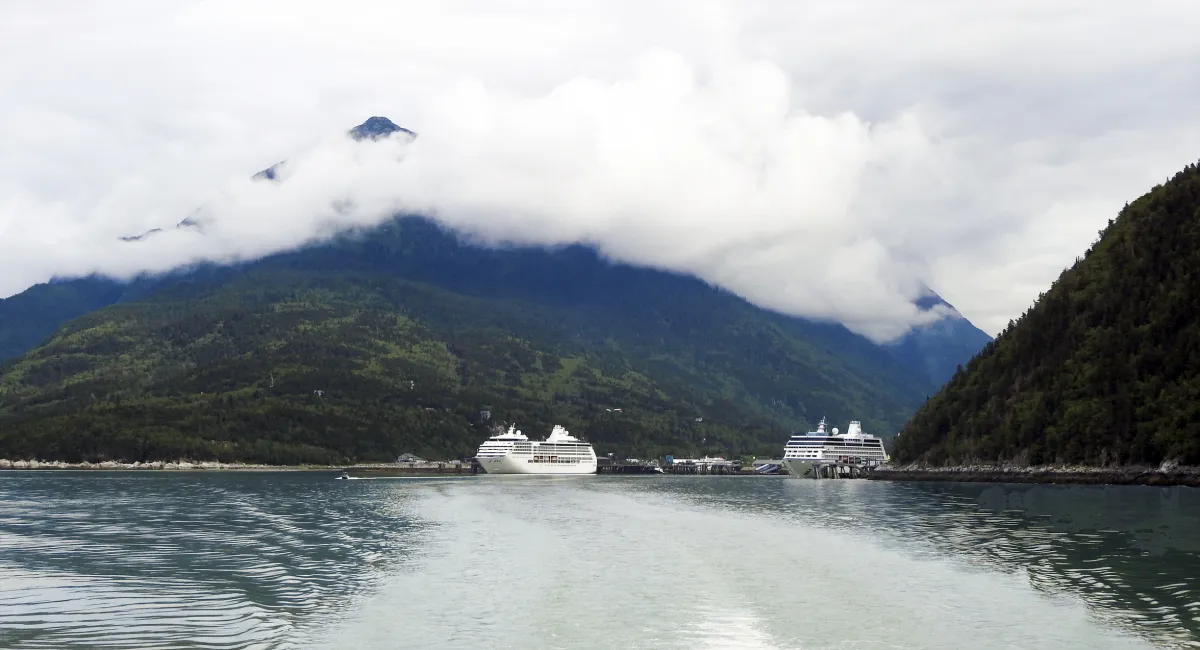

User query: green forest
[895,160,1200,467]
[0,266,928,465]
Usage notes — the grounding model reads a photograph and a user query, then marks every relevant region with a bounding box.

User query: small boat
[335,470,350,480]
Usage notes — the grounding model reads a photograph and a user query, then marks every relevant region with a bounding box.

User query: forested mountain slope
[0,278,129,363]
[895,161,1200,467]
[0,237,931,463]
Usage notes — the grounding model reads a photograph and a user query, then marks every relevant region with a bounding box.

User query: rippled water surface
[1,473,1198,649]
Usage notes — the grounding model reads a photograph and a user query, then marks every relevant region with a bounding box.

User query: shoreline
[0,459,339,471]
[0,459,473,473]
[870,464,1200,487]
[0,459,484,476]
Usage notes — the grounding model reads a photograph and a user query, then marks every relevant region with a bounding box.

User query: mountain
[0,113,990,374]
[0,117,994,464]
[0,277,130,363]
[0,117,427,357]
[885,291,993,386]
[895,160,1200,468]
[119,117,417,236]
[0,216,942,464]
[0,270,233,365]
[348,116,415,142]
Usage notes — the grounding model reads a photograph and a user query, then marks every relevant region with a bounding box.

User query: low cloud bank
[10,54,957,342]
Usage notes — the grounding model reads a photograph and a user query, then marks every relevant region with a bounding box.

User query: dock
[803,461,883,479]
[661,462,742,475]
[596,463,664,475]
[343,461,480,477]
[597,461,791,476]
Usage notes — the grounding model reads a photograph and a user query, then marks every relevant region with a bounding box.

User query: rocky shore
[870,462,1200,487]
[0,459,334,471]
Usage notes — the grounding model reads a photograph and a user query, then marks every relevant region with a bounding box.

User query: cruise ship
[475,424,598,474]
[781,418,889,478]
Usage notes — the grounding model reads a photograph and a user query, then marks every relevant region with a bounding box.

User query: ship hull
[478,455,597,475]
[781,459,819,479]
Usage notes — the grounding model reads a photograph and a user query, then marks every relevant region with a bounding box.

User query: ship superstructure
[475,424,598,475]
[780,418,889,478]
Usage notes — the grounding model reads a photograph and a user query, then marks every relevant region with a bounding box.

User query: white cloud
[2,0,1199,340]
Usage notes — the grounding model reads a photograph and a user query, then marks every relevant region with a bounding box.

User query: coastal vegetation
[895,160,1200,467]
[0,251,932,464]
[0,277,129,363]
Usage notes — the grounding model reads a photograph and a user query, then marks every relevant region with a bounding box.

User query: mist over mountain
[6,2,1200,347]
[886,290,993,386]
[2,67,980,343]
[0,209,978,463]
[0,214,958,462]
[0,117,993,463]
[348,116,416,142]
[2,117,990,369]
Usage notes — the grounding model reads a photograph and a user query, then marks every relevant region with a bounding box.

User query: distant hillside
[895,160,1200,467]
[0,277,129,363]
[0,216,989,464]
[885,291,992,386]
[0,242,930,463]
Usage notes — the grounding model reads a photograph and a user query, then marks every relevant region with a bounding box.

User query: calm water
[1,473,1198,649]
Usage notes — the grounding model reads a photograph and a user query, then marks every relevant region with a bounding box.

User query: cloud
[2,0,1200,341]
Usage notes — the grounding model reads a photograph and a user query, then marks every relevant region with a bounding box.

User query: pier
[597,460,793,475]
[662,462,742,475]
[596,463,664,475]
[803,461,883,479]
[343,461,480,477]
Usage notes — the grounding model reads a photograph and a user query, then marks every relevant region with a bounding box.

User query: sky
[2,0,1199,341]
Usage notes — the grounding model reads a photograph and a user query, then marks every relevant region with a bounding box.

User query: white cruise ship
[781,418,889,478]
[475,424,598,475]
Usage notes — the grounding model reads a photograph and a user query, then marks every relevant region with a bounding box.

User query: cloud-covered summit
[97,104,958,341]
[2,1,1199,339]
[349,117,416,142]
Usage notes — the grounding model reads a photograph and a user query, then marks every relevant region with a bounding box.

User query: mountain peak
[348,116,416,142]
[913,289,964,318]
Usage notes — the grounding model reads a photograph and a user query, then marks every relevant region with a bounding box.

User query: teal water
[1,473,1198,649]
